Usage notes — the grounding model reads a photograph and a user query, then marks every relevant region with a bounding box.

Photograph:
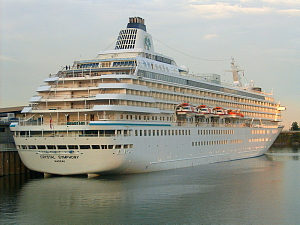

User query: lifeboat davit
[213,107,228,118]
[227,110,244,118]
[176,103,197,116]
[196,105,214,118]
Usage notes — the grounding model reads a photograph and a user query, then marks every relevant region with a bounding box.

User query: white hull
[13,125,282,175]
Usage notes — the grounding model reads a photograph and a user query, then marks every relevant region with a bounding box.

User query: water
[1,146,300,224]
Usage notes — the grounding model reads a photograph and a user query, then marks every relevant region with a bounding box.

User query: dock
[0,144,41,177]
[0,106,42,176]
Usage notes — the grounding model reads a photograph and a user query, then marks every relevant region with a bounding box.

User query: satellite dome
[179,65,189,75]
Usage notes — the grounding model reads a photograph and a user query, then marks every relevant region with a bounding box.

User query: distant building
[0,106,25,143]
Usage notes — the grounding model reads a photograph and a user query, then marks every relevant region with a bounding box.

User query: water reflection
[1,151,300,224]
[3,156,283,224]
[267,146,300,161]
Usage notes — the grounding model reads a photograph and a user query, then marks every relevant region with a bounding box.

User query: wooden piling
[0,150,42,177]
[0,152,3,176]
[3,152,9,176]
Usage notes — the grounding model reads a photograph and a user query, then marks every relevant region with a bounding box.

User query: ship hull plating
[14,125,282,175]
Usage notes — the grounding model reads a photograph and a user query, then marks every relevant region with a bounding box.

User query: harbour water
[1,146,300,224]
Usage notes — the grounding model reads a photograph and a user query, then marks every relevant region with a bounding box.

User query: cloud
[277,9,300,16]
[0,55,18,62]
[203,34,219,40]
[188,2,274,19]
[261,0,300,6]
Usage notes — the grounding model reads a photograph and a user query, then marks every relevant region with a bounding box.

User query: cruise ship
[10,17,285,175]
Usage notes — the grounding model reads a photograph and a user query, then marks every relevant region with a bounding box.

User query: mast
[224,57,243,86]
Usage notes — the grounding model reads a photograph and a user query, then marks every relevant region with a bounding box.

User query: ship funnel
[127,17,146,32]
[115,17,154,52]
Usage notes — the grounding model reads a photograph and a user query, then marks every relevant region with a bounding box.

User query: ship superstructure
[10,17,285,175]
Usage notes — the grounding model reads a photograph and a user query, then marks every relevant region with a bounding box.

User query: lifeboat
[213,107,228,118]
[196,105,214,118]
[227,110,244,118]
[176,103,197,116]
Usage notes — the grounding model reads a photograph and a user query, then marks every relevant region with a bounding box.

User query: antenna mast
[224,57,243,86]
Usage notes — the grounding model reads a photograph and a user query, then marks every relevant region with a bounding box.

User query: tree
[291,122,299,131]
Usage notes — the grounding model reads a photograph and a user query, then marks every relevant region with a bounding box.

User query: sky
[0,0,299,129]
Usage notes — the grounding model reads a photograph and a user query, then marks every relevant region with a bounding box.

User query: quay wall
[0,120,42,176]
[0,146,42,177]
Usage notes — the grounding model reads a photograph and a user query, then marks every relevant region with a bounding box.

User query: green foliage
[291,122,299,131]
[273,131,300,144]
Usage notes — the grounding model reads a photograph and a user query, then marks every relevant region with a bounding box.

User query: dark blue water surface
[1,146,300,224]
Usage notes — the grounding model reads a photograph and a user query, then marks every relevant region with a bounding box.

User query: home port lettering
[40,155,79,163]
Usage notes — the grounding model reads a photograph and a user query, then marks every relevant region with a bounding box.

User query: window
[92,145,100,149]
[80,145,90,149]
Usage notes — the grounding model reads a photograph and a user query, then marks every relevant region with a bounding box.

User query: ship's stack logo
[144,36,151,50]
